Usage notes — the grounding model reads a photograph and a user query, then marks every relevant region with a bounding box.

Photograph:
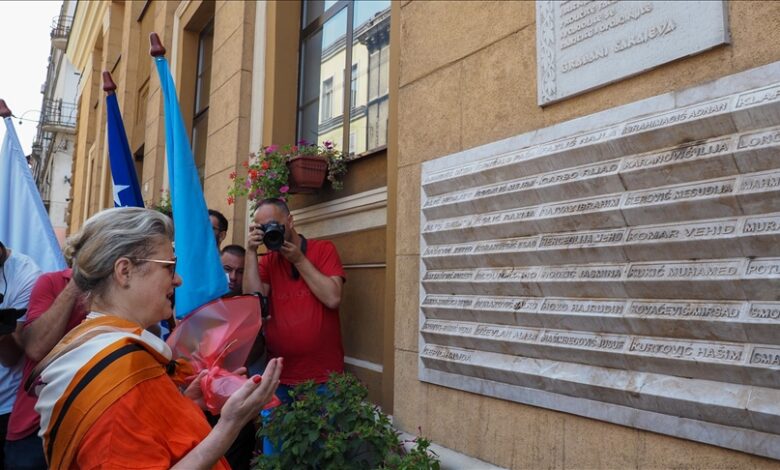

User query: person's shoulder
[309,238,337,251]
[33,268,69,288]
[7,251,42,278]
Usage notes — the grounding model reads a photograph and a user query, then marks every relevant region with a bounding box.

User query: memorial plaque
[419,64,780,458]
[536,0,729,105]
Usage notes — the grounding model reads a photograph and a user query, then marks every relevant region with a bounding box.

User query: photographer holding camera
[0,242,41,467]
[243,198,345,398]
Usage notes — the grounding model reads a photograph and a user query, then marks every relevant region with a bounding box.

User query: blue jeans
[4,432,47,470]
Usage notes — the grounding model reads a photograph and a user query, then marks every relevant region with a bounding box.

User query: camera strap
[291,235,307,280]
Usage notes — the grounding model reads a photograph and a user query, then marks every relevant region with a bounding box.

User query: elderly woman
[32,207,281,469]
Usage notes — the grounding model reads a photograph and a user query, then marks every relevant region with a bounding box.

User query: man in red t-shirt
[243,198,345,388]
[5,269,87,469]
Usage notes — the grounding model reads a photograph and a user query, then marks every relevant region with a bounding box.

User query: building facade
[31,0,79,246]
[64,0,780,468]
[65,0,394,413]
[393,1,780,468]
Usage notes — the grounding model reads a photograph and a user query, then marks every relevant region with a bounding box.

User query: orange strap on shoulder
[44,339,167,469]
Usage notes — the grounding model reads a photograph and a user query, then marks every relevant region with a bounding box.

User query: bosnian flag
[104,72,144,208]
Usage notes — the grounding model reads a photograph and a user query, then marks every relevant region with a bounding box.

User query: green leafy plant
[148,188,172,217]
[254,373,439,470]
[227,140,347,207]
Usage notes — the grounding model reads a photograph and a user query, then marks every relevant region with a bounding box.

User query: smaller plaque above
[536,1,729,105]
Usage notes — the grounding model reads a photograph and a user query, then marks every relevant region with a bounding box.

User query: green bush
[254,373,439,470]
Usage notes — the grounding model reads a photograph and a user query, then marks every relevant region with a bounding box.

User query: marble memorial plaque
[418,64,780,458]
[536,0,729,105]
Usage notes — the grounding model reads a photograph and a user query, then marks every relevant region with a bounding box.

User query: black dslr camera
[260,222,285,251]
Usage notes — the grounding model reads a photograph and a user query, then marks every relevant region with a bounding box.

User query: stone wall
[393,1,780,467]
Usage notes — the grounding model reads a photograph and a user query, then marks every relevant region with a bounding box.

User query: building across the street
[60,1,780,467]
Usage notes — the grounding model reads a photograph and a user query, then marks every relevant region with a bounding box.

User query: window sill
[348,144,387,162]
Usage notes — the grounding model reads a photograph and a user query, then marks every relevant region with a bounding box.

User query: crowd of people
[0,198,346,469]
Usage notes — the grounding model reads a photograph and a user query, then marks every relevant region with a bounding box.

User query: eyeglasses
[133,257,177,276]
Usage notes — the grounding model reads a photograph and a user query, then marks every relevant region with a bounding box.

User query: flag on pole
[151,34,228,318]
[0,99,67,272]
[103,72,144,208]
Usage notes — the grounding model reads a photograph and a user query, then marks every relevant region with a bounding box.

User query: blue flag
[106,93,144,207]
[0,116,66,272]
[154,56,228,318]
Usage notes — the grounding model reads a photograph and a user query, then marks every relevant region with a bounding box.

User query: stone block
[204,118,250,177]
[391,349,428,433]
[624,259,746,300]
[460,28,538,150]
[619,135,738,190]
[395,255,421,352]
[208,70,252,131]
[623,218,743,261]
[620,177,740,226]
[398,67,461,168]
[400,0,532,86]
[536,263,627,298]
[743,302,780,344]
[397,164,421,256]
[422,209,541,246]
[736,169,780,215]
[535,194,626,234]
[733,125,780,173]
[211,23,253,93]
[624,299,748,342]
[741,258,780,301]
[214,0,253,51]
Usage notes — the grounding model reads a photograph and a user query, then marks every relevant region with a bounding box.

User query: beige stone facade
[392,0,780,467]
[64,0,780,467]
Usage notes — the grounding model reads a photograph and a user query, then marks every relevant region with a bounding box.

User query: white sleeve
[7,255,42,315]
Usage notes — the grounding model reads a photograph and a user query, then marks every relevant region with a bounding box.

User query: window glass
[194,21,213,114]
[350,1,390,154]
[298,1,389,155]
[298,8,347,148]
[303,0,340,29]
[192,21,213,183]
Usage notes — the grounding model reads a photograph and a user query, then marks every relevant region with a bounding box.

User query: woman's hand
[183,367,249,411]
[183,370,208,409]
[170,362,281,470]
[220,358,282,427]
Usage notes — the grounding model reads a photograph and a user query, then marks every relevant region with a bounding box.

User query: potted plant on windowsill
[227,140,347,208]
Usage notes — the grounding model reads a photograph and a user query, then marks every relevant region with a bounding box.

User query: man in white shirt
[0,242,41,467]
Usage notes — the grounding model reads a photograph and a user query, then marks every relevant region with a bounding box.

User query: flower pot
[287,155,328,193]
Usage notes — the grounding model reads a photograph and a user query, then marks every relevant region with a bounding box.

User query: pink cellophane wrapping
[166,295,262,414]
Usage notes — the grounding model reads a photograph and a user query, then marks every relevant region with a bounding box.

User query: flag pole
[102,71,117,94]
[0,99,10,118]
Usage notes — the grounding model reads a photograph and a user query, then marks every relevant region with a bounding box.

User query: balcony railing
[41,99,77,134]
[50,15,73,49]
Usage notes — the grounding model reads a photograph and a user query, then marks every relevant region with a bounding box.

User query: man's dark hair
[221,244,246,257]
[208,209,228,232]
[256,198,290,216]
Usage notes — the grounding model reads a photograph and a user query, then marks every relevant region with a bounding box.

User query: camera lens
[262,222,285,251]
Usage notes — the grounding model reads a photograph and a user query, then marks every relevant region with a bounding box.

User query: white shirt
[0,251,41,414]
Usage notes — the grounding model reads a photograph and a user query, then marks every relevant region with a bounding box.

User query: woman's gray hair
[64,207,174,295]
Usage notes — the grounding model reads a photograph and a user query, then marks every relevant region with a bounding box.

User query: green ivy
[254,373,439,470]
